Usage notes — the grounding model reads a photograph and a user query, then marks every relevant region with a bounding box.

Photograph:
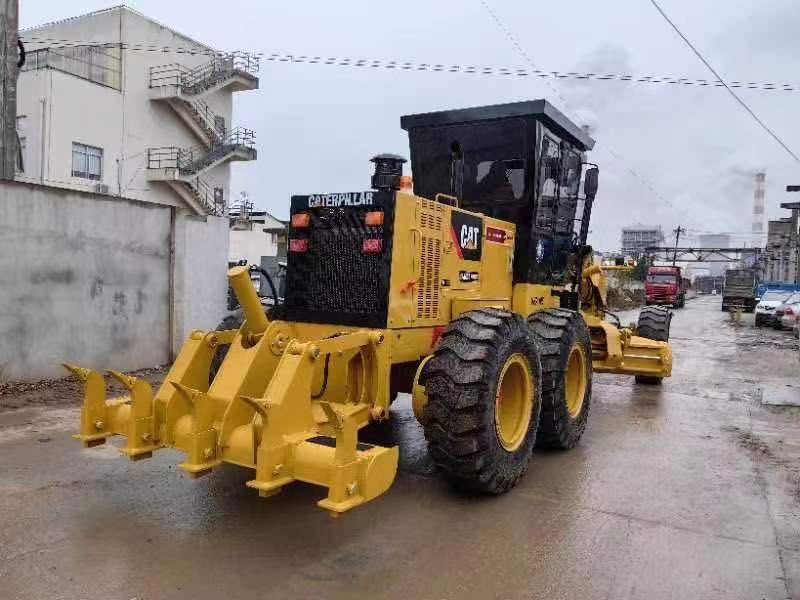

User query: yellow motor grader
[66,100,672,514]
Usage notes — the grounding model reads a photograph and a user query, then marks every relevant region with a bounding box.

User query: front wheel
[635,306,672,384]
[421,309,541,494]
[527,309,592,449]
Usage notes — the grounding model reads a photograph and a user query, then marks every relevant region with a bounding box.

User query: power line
[477,0,685,218]
[18,35,800,93]
[648,0,800,164]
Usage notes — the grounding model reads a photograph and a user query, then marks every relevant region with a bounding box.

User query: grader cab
[66,100,672,514]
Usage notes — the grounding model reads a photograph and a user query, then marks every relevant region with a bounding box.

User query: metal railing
[149,52,259,93]
[182,97,227,145]
[147,128,256,173]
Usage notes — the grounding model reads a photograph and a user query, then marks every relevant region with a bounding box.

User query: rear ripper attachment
[66,265,399,515]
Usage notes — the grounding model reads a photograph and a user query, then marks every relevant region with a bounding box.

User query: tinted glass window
[762,291,790,301]
[536,136,560,229]
[648,274,678,283]
[475,159,525,202]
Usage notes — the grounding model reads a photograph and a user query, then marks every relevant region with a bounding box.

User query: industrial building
[2,6,259,379]
[620,224,665,258]
[764,202,800,283]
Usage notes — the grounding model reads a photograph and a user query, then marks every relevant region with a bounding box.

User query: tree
[632,256,649,281]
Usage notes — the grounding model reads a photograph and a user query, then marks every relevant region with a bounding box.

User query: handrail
[146,128,256,173]
[149,52,260,91]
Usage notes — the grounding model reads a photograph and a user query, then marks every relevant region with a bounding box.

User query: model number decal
[485,226,508,244]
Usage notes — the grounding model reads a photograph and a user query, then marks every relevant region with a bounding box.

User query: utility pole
[0,0,19,180]
[672,225,684,266]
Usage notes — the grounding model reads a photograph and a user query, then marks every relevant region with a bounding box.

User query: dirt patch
[724,425,775,457]
[606,287,646,311]
[723,424,800,505]
[0,365,169,413]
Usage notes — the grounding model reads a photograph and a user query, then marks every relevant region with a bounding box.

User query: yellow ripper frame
[66,266,399,515]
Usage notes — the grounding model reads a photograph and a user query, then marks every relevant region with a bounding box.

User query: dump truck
[722,267,758,312]
[645,265,687,308]
[65,100,673,514]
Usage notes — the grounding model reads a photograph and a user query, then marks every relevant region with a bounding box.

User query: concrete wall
[173,212,229,355]
[0,181,172,381]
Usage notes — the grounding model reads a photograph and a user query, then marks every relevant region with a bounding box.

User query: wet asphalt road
[1,295,798,600]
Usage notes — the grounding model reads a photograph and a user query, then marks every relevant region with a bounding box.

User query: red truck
[645,265,688,308]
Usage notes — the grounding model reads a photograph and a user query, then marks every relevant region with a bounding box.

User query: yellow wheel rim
[495,353,534,452]
[565,344,588,419]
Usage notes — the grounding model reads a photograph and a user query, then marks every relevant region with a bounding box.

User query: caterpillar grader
[65,100,673,515]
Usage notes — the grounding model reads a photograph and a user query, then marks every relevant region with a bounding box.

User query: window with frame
[71,142,103,180]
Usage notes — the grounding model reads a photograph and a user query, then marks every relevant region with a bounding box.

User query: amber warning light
[291,213,310,228]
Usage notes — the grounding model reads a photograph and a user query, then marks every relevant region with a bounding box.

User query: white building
[620,224,665,258]
[229,209,287,266]
[16,6,259,354]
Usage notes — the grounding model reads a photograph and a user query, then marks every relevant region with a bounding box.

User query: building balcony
[148,53,259,101]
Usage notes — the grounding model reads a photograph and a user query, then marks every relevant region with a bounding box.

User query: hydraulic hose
[249,265,279,307]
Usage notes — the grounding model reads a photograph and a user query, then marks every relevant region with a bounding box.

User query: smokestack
[752,172,766,248]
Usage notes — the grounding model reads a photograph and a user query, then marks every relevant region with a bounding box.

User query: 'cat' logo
[450,212,482,261]
[460,225,480,250]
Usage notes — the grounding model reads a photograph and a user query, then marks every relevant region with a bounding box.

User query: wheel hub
[495,353,534,451]
[565,344,587,418]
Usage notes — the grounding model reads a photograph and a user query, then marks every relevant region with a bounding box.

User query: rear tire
[635,306,672,384]
[209,312,244,384]
[527,309,592,449]
[420,308,541,494]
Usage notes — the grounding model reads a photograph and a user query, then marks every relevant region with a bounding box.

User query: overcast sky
[20,0,800,251]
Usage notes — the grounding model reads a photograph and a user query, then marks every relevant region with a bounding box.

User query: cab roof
[400,99,595,152]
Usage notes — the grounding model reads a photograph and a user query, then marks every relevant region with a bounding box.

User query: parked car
[754,290,792,327]
[772,292,800,330]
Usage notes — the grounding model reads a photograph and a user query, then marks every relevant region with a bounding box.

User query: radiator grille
[281,203,393,327]
[416,201,443,320]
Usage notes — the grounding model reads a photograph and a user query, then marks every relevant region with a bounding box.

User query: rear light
[362,238,383,253]
[289,238,308,252]
[291,213,310,228]
[786,307,796,315]
[364,211,384,226]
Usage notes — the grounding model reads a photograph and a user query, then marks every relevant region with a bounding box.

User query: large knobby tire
[635,305,672,384]
[527,309,592,450]
[637,305,671,342]
[420,308,542,494]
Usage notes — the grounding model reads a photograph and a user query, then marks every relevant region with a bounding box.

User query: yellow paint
[494,353,535,451]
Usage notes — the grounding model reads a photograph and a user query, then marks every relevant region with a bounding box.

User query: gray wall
[0,180,172,381]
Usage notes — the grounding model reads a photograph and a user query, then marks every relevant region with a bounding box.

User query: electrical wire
[648,0,800,164]
[477,0,684,219]
[18,35,800,93]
